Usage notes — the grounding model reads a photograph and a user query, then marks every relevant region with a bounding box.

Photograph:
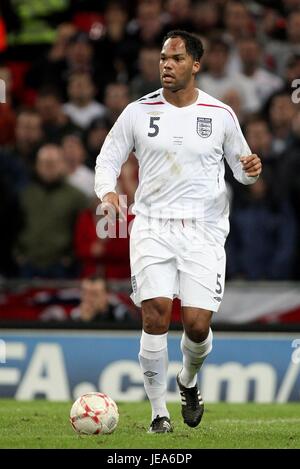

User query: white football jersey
[95,88,257,244]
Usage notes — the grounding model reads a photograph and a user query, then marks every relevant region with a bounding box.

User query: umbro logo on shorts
[213,296,222,302]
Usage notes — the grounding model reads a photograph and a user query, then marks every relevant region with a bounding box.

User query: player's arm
[223,109,262,184]
[95,104,135,217]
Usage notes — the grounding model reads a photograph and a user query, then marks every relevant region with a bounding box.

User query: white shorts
[130,215,226,312]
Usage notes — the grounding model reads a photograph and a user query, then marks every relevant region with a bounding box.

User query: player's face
[160,38,200,91]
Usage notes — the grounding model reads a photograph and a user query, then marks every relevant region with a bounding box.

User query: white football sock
[179,328,213,388]
[138,330,169,421]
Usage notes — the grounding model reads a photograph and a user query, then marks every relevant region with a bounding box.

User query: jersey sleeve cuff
[241,173,259,185]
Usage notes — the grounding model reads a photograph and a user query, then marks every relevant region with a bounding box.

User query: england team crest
[196,117,212,138]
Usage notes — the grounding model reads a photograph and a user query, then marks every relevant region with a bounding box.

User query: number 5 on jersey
[148,117,160,137]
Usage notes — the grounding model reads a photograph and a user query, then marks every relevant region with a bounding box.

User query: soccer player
[95,30,262,433]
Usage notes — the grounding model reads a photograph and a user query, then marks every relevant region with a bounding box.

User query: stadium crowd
[0,0,300,285]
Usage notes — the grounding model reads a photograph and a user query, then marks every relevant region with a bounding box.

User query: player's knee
[185,320,210,343]
[142,298,171,334]
[183,308,212,343]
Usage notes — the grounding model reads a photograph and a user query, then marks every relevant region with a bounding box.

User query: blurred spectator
[224,1,254,42]
[226,174,297,280]
[163,0,194,32]
[222,89,243,123]
[14,110,44,167]
[197,38,260,115]
[284,53,300,88]
[223,0,254,74]
[25,22,78,92]
[47,22,77,62]
[104,82,130,124]
[84,116,110,169]
[228,115,284,205]
[63,72,106,129]
[265,10,300,76]
[27,30,103,101]
[258,6,286,43]
[282,0,300,14]
[130,46,161,100]
[62,133,95,197]
[35,86,78,143]
[191,1,220,36]
[70,276,135,323]
[16,144,87,278]
[95,2,137,84]
[245,116,277,161]
[0,146,28,197]
[237,36,283,106]
[267,91,297,154]
[127,0,165,47]
[1,110,44,188]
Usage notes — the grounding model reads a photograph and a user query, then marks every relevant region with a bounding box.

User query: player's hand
[240,154,262,177]
[101,192,125,222]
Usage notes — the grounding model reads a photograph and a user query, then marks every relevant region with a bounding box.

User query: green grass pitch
[0,400,299,449]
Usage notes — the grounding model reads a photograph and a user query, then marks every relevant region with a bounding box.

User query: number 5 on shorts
[213,273,223,303]
[215,273,222,295]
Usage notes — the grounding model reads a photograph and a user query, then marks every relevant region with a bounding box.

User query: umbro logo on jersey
[197,117,212,138]
[147,111,164,116]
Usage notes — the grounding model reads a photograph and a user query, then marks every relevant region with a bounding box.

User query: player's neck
[162,86,199,108]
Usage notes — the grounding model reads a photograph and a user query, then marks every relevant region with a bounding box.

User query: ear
[192,60,201,76]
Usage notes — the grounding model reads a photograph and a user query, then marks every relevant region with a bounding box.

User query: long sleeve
[223,108,259,185]
[94,103,135,200]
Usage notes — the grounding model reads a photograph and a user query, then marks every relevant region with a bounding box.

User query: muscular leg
[176,307,213,428]
[179,307,213,387]
[142,297,173,335]
[139,297,173,424]
[181,307,212,343]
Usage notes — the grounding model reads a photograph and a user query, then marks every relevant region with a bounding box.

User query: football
[70,392,119,435]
